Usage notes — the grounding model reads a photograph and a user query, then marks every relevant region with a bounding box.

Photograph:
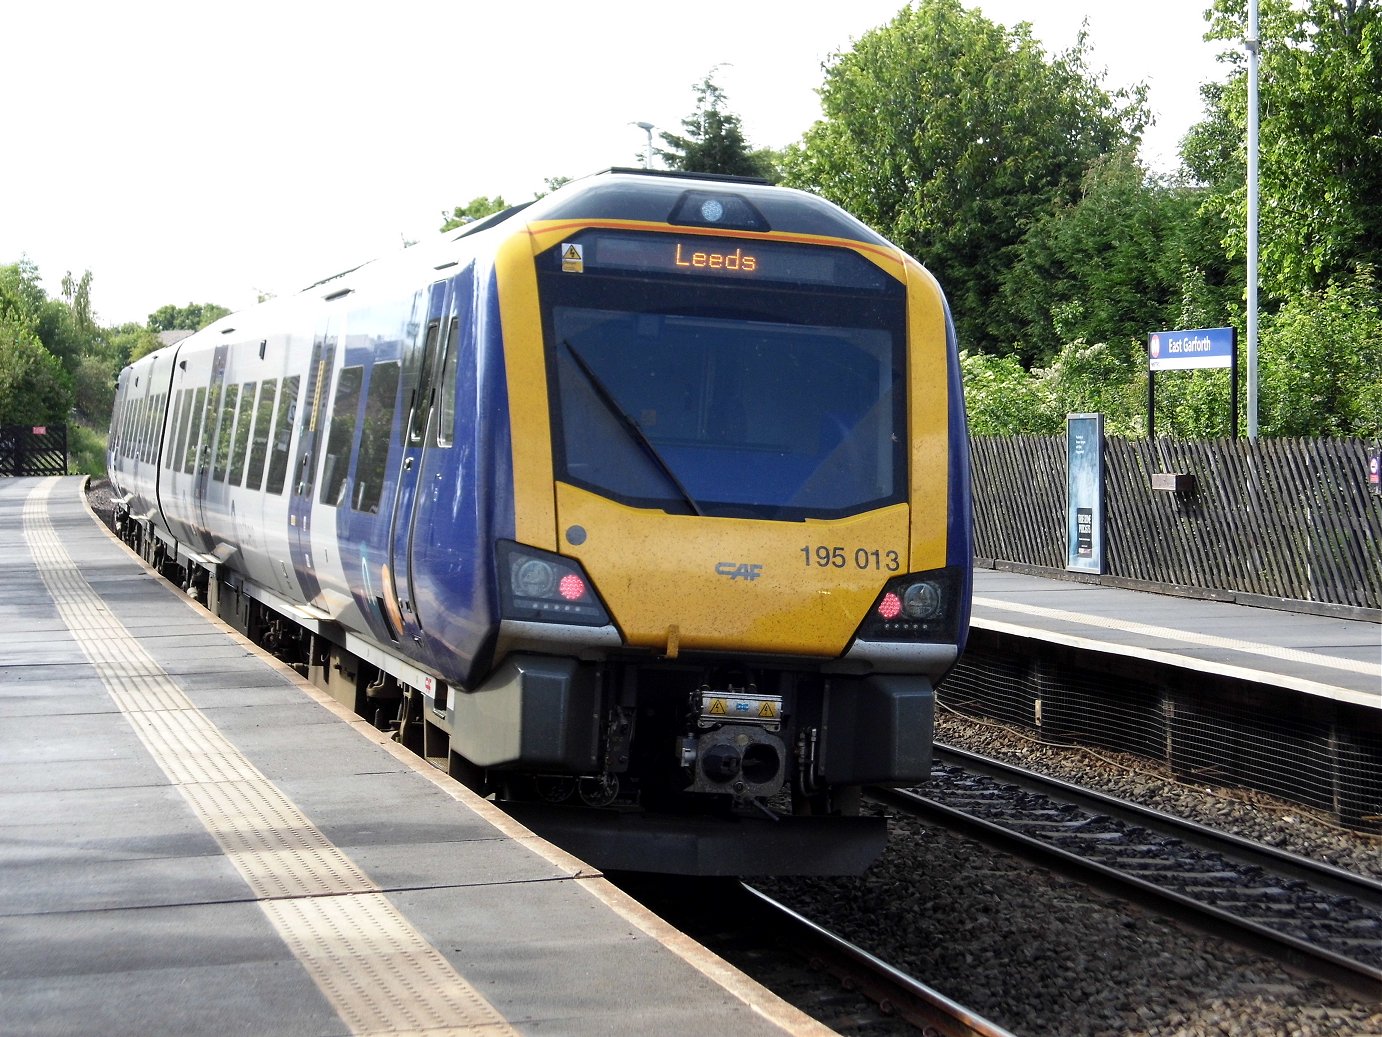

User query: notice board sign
[1067,413,1105,574]
[1148,326,1235,370]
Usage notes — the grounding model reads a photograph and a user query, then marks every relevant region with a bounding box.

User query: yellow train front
[480,170,972,874]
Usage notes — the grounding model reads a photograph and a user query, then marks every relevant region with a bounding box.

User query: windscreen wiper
[563,341,705,517]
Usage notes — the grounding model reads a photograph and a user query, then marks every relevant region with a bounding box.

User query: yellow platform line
[23,478,517,1037]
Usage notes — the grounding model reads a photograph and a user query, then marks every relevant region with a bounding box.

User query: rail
[867,745,1382,999]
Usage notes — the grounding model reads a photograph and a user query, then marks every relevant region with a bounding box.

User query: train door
[288,322,337,608]
[387,278,452,644]
[193,345,230,540]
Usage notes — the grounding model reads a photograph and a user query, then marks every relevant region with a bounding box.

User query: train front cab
[444,176,972,874]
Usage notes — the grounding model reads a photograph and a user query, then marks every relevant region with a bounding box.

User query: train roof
[126,170,900,370]
[507,168,893,247]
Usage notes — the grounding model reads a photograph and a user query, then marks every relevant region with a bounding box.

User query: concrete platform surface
[973,567,1381,709]
[0,477,833,1037]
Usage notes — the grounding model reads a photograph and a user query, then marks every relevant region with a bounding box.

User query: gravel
[760,710,1382,1037]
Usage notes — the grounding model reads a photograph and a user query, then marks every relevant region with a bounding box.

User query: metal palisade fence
[970,436,1382,613]
[0,425,68,477]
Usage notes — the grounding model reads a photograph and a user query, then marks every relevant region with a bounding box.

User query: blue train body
[108,170,972,875]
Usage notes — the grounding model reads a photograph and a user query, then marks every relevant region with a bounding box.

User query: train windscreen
[539,231,908,521]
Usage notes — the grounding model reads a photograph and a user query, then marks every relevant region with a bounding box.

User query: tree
[783,0,1147,354]
[1187,0,1382,299]
[0,315,73,426]
[998,151,1241,364]
[1258,269,1382,437]
[146,302,231,332]
[658,71,775,180]
[109,322,162,365]
[440,196,509,233]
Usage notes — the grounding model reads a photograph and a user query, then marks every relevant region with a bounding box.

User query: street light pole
[635,121,655,168]
[1246,0,1260,438]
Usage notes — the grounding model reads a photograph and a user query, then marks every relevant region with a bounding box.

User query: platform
[0,476,832,1037]
[972,567,1380,710]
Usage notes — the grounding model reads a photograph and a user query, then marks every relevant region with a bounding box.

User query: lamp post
[1246,0,1260,439]
[634,121,655,168]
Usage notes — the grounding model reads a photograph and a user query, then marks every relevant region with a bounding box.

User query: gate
[0,425,69,476]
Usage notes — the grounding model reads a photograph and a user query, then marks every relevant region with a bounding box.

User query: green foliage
[1035,338,1148,437]
[783,0,1147,353]
[1153,369,1236,439]
[0,314,73,425]
[71,353,118,424]
[146,302,231,332]
[999,152,1242,365]
[440,196,509,233]
[0,260,47,330]
[68,422,108,478]
[1191,0,1382,300]
[658,71,776,180]
[959,350,1058,434]
[109,322,161,365]
[1258,269,1382,437]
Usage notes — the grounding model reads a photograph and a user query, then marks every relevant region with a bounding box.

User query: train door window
[166,390,187,470]
[407,320,440,444]
[353,360,399,514]
[435,316,460,447]
[180,388,206,475]
[149,393,166,464]
[135,397,149,462]
[200,384,223,475]
[245,379,277,491]
[319,365,363,507]
[265,374,300,495]
[227,382,256,486]
[212,384,239,482]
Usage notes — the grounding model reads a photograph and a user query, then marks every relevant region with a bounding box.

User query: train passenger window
[165,391,186,470]
[319,365,363,506]
[265,375,300,495]
[227,382,256,486]
[436,316,460,447]
[179,388,205,475]
[244,380,277,491]
[212,384,239,482]
[353,360,400,514]
[407,320,440,445]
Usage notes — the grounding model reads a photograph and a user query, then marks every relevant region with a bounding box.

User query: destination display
[555,232,893,290]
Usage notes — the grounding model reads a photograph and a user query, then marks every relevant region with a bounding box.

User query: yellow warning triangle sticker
[708,698,727,715]
[563,245,581,260]
[758,702,777,719]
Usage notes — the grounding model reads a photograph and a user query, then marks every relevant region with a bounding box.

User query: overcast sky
[1,1,1230,328]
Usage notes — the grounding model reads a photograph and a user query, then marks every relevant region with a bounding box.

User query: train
[106,169,972,875]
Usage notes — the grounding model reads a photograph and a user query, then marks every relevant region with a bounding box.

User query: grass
[68,422,108,479]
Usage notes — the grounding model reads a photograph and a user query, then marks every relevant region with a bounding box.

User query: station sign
[1148,326,1235,371]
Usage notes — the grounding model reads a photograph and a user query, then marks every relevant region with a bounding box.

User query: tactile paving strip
[24,479,518,1036]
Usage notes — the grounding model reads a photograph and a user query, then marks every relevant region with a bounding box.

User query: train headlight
[515,559,557,598]
[902,581,943,620]
[855,566,966,643]
[498,542,610,626]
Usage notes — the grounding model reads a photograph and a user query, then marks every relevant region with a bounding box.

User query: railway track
[867,743,1382,999]
[615,875,1015,1036]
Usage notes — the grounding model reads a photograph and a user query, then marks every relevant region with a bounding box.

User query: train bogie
[107,170,971,875]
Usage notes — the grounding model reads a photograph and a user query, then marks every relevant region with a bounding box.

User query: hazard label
[758,701,776,719]
[708,698,728,715]
[561,242,584,273]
